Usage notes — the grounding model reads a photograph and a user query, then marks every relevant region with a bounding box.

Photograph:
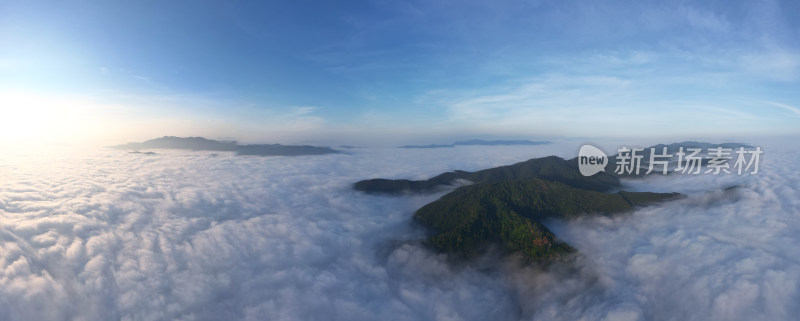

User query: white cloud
[740,50,800,82]
[765,101,800,117]
[680,6,731,33]
[541,142,800,321]
[0,145,570,320]
[437,73,775,138]
[0,139,798,320]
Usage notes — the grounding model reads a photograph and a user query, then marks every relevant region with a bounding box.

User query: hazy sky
[1,0,799,146]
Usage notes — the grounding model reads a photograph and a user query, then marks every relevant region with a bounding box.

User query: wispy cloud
[680,5,732,33]
[430,71,785,138]
[765,101,800,117]
[740,51,800,82]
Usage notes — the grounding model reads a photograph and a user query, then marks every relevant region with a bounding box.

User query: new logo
[578,145,607,176]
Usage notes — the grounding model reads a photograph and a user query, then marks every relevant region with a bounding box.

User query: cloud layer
[0,141,797,320]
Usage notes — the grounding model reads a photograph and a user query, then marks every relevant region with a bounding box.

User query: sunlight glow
[0,91,106,148]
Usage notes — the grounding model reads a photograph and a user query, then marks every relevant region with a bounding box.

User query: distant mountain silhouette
[113,136,237,151]
[400,139,549,148]
[454,139,550,146]
[110,136,339,156]
[399,144,454,149]
[235,144,338,156]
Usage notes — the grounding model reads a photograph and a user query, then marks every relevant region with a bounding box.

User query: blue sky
[1,0,799,146]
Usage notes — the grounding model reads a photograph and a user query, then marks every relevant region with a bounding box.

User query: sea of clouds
[0,141,797,321]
